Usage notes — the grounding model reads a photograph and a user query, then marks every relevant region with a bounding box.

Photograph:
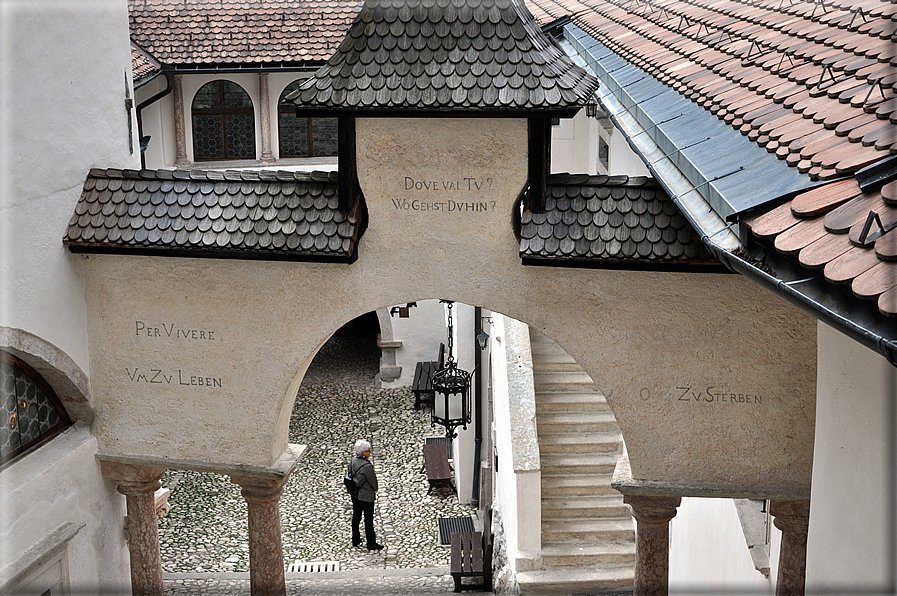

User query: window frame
[0,350,72,467]
[191,80,256,162]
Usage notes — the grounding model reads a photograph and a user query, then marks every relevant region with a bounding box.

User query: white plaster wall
[608,126,650,177]
[0,425,130,592]
[551,110,650,177]
[670,497,780,592]
[491,315,541,572]
[0,0,139,374]
[806,322,897,593]
[451,302,477,504]
[550,111,596,175]
[135,75,175,169]
[383,299,447,387]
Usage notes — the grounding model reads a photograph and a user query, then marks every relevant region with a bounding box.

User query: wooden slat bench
[450,510,493,592]
[412,343,445,410]
[422,442,455,495]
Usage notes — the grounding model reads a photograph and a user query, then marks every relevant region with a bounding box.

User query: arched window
[192,80,256,161]
[1,351,72,465]
[278,80,338,158]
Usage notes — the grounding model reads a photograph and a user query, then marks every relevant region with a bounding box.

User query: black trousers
[351,497,376,546]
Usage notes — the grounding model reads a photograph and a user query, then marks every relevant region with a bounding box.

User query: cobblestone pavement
[161,330,478,594]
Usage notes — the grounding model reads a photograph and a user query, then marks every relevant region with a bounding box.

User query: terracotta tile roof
[64,168,363,263]
[526,0,896,181]
[743,167,897,317]
[288,0,599,114]
[128,0,363,66]
[131,40,161,85]
[519,173,719,266]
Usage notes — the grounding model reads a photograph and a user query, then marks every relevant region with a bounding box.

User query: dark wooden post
[338,116,358,213]
[525,117,551,212]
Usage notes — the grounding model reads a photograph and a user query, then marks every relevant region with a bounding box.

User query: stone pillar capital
[624,494,682,525]
[231,474,289,504]
[770,500,810,534]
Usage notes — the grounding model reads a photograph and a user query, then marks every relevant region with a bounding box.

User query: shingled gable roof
[526,0,897,361]
[64,168,364,263]
[128,0,363,67]
[288,0,599,115]
[520,174,720,268]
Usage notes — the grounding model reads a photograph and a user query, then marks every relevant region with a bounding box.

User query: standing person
[348,439,383,551]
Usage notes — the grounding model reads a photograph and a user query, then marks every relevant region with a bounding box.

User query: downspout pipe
[472,306,483,506]
[135,68,174,169]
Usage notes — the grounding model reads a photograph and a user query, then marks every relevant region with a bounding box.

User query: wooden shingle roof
[519,174,718,267]
[289,0,599,114]
[64,168,363,263]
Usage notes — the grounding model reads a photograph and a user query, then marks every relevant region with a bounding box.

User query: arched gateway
[63,1,816,594]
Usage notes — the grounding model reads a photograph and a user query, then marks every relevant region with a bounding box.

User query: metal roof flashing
[563,26,812,221]
[556,26,897,367]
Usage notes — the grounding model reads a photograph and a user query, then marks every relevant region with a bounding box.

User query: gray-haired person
[348,439,383,550]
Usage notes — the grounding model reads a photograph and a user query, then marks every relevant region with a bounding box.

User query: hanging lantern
[432,301,472,438]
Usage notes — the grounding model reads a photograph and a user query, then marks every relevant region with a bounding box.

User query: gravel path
[159,331,476,579]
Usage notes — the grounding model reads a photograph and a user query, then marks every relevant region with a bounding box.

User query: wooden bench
[422,442,455,495]
[450,510,493,592]
[412,343,445,410]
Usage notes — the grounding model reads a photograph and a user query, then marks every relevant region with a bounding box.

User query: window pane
[222,81,252,109]
[225,113,255,159]
[193,83,221,109]
[193,114,224,160]
[0,361,21,460]
[279,114,310,157]
[311,118,338,156]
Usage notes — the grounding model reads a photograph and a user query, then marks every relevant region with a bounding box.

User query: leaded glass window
[192,80,256,161]
[278,80,338,158]
[0,351,71,465]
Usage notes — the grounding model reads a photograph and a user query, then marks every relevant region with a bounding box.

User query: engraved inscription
[669,385,763,405]
[403,176,494,192]
[391,198,496,212]
[126,367,222,388]
[135,321,216,341]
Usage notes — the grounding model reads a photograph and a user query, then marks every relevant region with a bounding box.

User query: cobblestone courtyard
[158,327,477,577]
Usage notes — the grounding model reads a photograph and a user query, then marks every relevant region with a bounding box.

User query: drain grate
[437,516,474,545]
[286,561,341,573]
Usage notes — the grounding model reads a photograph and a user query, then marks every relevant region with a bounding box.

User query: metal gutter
[556,28,897,366]
[135,68,174,169]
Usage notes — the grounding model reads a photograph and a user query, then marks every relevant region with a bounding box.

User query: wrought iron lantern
[475,329,490,350]
[432,301,472,438]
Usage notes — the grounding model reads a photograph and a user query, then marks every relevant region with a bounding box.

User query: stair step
[535,392,611,412]
[542,518,635,543]
[539,543,636,568]
[532,360,586,372]
[541,474,622,497]
[540,453,620,475]
[537,411,621,434]
[534,372,599,392]
[517,567,634,595]
[538,431,621,454]
[541,495,631,519]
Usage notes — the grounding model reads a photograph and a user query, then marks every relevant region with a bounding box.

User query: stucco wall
[383,299,447,387]
[806,322,896,592]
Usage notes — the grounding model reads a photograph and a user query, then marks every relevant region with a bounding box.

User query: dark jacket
[348,456,378,502]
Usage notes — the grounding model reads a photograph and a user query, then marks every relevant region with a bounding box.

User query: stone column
[770,500,810,596]
[173,74,189,166]
[99,461,167,596]
[258,73,275,163]
[231,473,292,596]
[623,495,681,596]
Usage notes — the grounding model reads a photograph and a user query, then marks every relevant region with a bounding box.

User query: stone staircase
[516,330,635,595]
